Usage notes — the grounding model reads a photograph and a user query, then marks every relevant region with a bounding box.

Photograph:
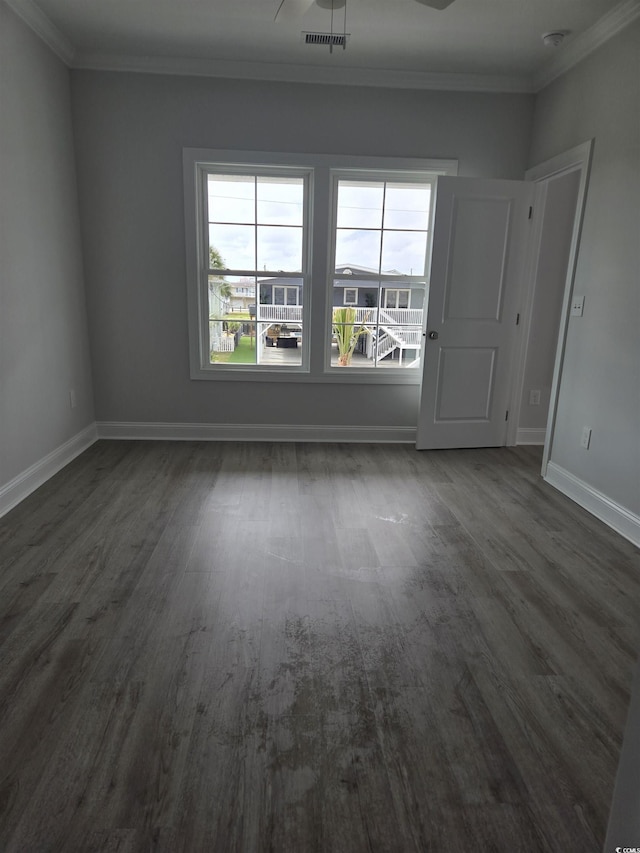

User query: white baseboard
[516,428,546,445]
[0,423,98,520]
[96,421,417,444]
[545,461,640,548]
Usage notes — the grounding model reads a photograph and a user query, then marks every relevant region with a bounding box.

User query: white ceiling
[9,0,640,91]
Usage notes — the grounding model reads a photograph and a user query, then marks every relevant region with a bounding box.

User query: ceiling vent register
[303,31,350,46]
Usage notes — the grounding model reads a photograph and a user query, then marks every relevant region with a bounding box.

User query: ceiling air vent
[303,31,350,47]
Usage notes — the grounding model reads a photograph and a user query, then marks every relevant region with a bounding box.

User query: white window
[330,174,433,370]
[273,285,301,306]
[185,158,310,373]
[384,289,411,309]
[184,150,456,382]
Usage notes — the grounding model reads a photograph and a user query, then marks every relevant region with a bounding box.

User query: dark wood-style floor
[1,440,638,852]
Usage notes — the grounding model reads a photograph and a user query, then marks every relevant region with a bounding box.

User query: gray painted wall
[529,22,640,847]
[0,3,94,489]
[70,71,534,429]
[529,19,640,516]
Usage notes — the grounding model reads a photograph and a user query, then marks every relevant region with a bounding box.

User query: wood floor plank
[0,441,638,852]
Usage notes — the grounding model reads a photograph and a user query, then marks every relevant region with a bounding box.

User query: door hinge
[528,206,533,219]
[516,313,520,325]
[505,410,509,421]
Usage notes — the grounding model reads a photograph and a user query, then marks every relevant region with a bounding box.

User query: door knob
[428,331,439,340]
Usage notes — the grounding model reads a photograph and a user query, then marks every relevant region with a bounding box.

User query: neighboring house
[258,275,303,308]
[228,278,255,313]
[256,265,423,311]
[331,265,424,312]
[256,265,423,364]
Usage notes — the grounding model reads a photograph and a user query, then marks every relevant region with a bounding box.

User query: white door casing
[417,176,534,450]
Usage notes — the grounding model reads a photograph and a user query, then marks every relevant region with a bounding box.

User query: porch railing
[258,305,303,322]
[354,308,423,325]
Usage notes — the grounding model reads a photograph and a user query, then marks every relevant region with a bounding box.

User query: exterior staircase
[360,307,423,365]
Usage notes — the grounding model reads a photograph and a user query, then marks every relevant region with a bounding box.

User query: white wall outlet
[69,389,77,409]
[570,294,585,316]
[529,389,541,406]
[580,426,592,449]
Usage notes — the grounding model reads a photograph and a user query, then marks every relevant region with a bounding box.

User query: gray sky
[208,176,431,276]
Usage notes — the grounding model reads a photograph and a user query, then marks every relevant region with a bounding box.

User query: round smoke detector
[542,31,569,48]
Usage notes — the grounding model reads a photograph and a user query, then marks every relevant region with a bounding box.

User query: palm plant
[209,246,232,313]
[332,306,370,366]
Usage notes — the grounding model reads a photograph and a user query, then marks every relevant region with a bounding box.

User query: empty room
[1,0,639,850]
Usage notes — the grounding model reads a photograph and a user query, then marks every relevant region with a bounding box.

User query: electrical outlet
[580,426,591,449]
[69,389,77,409]
[529,389,541,406]
[571,295,585,317]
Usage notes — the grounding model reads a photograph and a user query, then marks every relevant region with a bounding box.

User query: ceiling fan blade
[414,0,456,9]
[274,0,315,22]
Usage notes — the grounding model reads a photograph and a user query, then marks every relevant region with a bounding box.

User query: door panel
[417,176,533,449]
[445,198,511,320]
[436,347,496,420]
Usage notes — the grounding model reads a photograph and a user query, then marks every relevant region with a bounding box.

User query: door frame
[507,140,594,458]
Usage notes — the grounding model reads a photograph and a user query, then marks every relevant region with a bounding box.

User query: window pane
[210,275,255,318]
[332,281,378,310]
[383,184,431,230]
[257,226,303,272]
[381,230,428,275]
[257,277,303,325]
[208,175,255,224]
[257,177,304,226]
[329,279,425,369]
[335,229,381,271]
[208,275,230,321]
[337,182,384,228]
[261,321,302,366]
[209,224,255,270]
[229,322,257,364]
[331,320,375,367]
[209,320,256,364]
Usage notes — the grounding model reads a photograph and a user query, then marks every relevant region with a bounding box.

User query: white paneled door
[417,177,534,449]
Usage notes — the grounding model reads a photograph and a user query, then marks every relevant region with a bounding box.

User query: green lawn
[210,334,256,364]
[228,335,256,363]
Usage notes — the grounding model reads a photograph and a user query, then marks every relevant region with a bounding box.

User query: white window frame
[343,287,359,305]
[384,288,411,309]
[184,149,457,383]
[273,285,301,306]
[326,168,450,375]
[184,152,312,378]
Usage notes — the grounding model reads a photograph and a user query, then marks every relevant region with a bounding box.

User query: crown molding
[534,0,640,91]
[72,52,535,94]
[4,0,75,64]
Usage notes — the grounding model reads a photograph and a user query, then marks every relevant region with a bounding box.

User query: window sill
[190,366,422,384]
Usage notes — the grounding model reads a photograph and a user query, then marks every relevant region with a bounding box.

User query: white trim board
[4,0,75,64]
[0,423,98,520]
[545,461,640,548]
[533,0,640,91]
[516,428,546,446]
[96,421,416,444]
[72,53,532,93]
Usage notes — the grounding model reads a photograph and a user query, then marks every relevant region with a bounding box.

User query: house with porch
[255,264,424,365]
